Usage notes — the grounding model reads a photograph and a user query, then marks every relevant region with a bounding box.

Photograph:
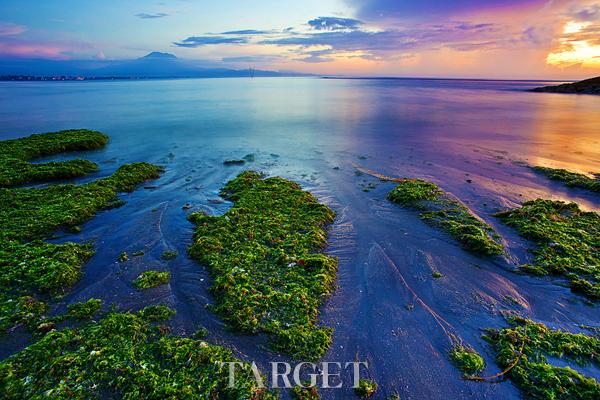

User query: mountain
[531,76,600,95]
[0,52,307,79]
[140,52,177,60]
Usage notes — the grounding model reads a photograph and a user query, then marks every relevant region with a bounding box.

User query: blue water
[1,77,599,399]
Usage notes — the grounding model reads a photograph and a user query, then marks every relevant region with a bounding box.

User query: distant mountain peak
[140,52,177,60]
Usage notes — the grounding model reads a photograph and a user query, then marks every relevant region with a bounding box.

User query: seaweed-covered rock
[189,170,337,360]
[0,129,109,187]
[495,199,600,300]
[449,346,485,376]
[0,132,162,333]
[532,166,600,193]
[387,179,503,255]
[485,317,600,399]
[0,306,275,399]
[133,270,170,289]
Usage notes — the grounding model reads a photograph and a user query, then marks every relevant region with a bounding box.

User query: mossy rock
[189,170,337,360]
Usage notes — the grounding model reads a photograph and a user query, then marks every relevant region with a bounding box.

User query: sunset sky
[1,0,600,79]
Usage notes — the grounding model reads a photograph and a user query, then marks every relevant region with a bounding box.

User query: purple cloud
[0,22,26,36]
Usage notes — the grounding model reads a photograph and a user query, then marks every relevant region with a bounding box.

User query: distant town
[0,75,143,81]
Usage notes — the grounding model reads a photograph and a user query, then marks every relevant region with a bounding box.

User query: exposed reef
[387,179,503,256]
[531,76,600,95]
[532,166,600,193]
[189,170,337,360]
[495,199,599,300]
[485,317,600,399]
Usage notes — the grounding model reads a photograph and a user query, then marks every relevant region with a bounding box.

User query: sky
[1,0,600,79]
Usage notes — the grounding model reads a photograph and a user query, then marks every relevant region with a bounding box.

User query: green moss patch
[189,170,337,360]
[133,270,170,289]
[387,180,503,255]
[67,298,103,320]
[0,306,275,399]
[533,166,600,193]
[0,129,109,187]
[292,384,320,399]
[485,317,600,399]
[354,379,378,398]
[449,345,485,376]
[494,199,599,300]
[0,132,162,334]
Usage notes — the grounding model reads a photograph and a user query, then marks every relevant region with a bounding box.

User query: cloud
[135,13,169,19]
[221,29,271,35]
[222,55,283,63]
[569,3,600,22]
[307,17,363,31]
[173,36,247,47]
[0,37,92,59]
[261,21,501,54]
[0,22,26,36]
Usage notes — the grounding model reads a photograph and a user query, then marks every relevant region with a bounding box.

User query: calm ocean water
[1,77,599,399]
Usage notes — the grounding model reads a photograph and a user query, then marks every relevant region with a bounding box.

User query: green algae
[533,166,600,193]
[0,129,109,187]
[118,251,129,262]
[0,132,162,334]
[485,317,600,399]
[387,179,503,256]
[292,384,320,399]
[161,250,177,260]
[449,345,486,377]
[67,298,103,320]
[494,199,599,300]
[133,270,170,289]
[0,306,276,399]
[354,379,378,398]
[189,170,337,361]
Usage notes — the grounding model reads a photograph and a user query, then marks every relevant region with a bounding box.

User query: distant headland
[531,76,600,95]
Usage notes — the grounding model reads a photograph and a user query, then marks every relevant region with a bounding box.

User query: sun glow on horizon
[546,20,600,69]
